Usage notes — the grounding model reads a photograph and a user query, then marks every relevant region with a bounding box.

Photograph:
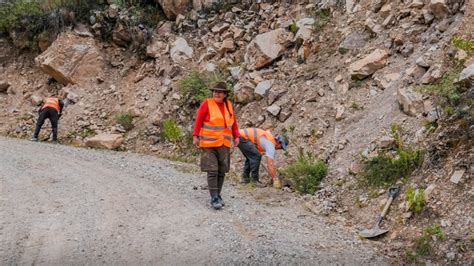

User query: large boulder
[429,0,449,19]
[245,29,291,70]
[457,63,474,88]
[170,37,193,63]
[35,32,105,86]
[155,0,191,20]
[397,88,424,116]
[349,49,389,80]
[85,134,124,150]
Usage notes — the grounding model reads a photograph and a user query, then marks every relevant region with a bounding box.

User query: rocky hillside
[0,0,472,263]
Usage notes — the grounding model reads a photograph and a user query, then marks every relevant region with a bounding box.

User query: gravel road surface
[0,137,386,264]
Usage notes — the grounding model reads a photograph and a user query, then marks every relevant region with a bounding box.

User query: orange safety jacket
[239,128,276,153]
[199,99,235,148]
[41,97,60,113]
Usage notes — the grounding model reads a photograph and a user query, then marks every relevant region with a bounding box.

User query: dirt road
[0,137,385,264]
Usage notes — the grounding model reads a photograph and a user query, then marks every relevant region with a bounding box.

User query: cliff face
[0,0,472,263]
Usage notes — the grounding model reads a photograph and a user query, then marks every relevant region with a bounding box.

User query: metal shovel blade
[359,225,389,238]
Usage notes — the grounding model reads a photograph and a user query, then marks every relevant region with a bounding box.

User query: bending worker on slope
[237,128,289,189]
[31,96,64,142]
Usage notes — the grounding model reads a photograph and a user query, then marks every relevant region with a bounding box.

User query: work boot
[211,196,222,210]
[217,195,225,206]
[30,137,39,142]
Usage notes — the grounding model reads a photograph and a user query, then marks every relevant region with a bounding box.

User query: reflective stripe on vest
[199,99,234,148]
[41,97,60,113]
[238,128,276,153]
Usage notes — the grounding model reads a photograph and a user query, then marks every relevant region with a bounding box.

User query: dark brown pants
[200,146,230,197]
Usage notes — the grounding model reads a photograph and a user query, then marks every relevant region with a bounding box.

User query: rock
[228,66,242,79]
[0,81,10,93]
[335,105,345,121]
[245,29,290,70]
[112,23,132,47]
[339,32,369,51]
[60,85,81,104]
[375,73,401,90]
[294,27,313,42]
[421,64,443,84]
[85,133,123,150]
[349,162,361,175]
[146,37,167,58]
[400,42,414,57]
[267,105,281,116]
[379,136,394,148]
[349,49,389,80]
[424,184,436,201]
[35,32,105,86]
[446,252,455,261]
[410,0,425,9]
[219,38,235,54]
[30,95,43,106]
[457,63,474,88]
[211,23,230,34]
[170,37,193,63]
[397,88,424,116]
[255,79,274,97]
[365,18,383,35]
[155,0,190,20]
[234,82,255,104]
[450,169,465,184]
[379,3,392,18]
[429,0,449,19]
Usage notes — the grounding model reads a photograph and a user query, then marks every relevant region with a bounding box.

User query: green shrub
[115,112,134,131]
[351,102,363,110]
[361,148,423,187]
[418,65,464,106]
[405,187,425,214]
[410,224,445,258]
[313,9,331,30]
[281,150,328,194]
[162,119,182,143]
[452,36,474,57]
[0,0,44,33]
[178,69,226,105]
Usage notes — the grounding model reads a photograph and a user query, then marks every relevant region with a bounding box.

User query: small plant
[351,102,363,110]
[313,8,331,30]
[280,150,328,194]
[408,224,445,259]
[423,120,438,132]
[351,79,365,88]
[289,22,299,34]
[390,123,403,148]
[115,112,134,131]
[418,65,464,107]
[452,36,474,57]
[80,128,96,139]
[289,125,296,134]
[405,187,425,214]
[178,69,226,105]
[162,118,182,143]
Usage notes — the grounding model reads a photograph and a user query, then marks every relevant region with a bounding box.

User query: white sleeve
[259,137,276,159]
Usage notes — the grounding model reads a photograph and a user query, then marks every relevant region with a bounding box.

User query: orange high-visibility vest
[41,97,60,113]
[239,128,276,153]
[199,99,235,148]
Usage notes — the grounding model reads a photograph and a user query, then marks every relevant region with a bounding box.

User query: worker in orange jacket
[193,82,240,209]
[238,128,289,189]
[31,96,64,142]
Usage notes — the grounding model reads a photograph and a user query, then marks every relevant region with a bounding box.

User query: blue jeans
[237,137,262,182]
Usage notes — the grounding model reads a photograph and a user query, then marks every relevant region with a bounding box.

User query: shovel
[359,186,400,239]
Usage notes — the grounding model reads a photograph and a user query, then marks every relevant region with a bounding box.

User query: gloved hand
[273,178,282,189]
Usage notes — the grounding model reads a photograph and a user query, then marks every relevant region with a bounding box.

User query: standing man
[31,96,64,142]
[193,82,240,210]
[237,128,289,189]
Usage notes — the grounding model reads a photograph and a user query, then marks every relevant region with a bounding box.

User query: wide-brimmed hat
[210,82,230,92]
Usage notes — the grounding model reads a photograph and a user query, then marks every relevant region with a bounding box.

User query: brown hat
[211,82,230,92]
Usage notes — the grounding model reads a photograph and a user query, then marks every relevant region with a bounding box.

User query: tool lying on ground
[359,186,400,239]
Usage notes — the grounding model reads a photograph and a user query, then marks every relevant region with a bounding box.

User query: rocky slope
[0,0,472,263]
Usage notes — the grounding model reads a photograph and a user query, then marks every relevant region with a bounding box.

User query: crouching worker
[193,82,240,210]
[237,128,289,189]
[31,96,64,143]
